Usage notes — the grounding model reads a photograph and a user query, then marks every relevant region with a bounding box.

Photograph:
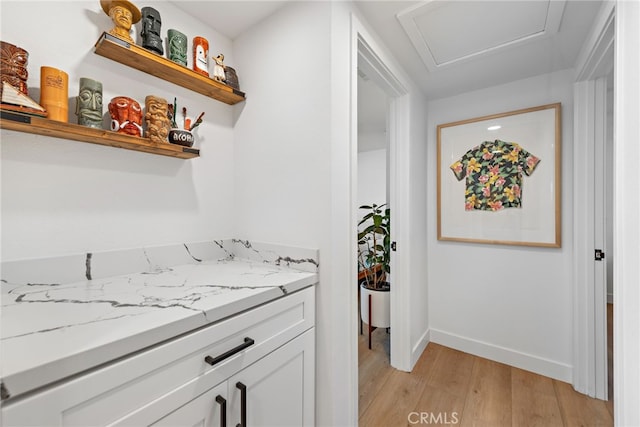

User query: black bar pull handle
[204,337,255,366]
[215,395,227,427]
[235,382,247,427]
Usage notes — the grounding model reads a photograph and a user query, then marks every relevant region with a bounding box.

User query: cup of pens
[168,128,194,147]
[167,99,204,147]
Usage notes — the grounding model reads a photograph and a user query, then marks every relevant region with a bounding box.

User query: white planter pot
[360,284,390,328]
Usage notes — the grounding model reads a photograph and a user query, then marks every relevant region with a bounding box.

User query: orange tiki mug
[40,66,68,122]
[193,36,209,76]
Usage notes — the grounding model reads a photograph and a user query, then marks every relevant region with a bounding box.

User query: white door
[593,74,614,400]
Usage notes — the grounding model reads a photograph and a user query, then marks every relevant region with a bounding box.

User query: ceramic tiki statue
[100,0,141,44]
[167,29,187,66]
[144,95,171,144]
[193,36,209,76]
[76,77,103,129]
[108,96,142,136]
[140,6,163,55]
[0,41,29,97]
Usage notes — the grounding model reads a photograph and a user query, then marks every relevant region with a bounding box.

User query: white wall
[427,69,575,381]
[232,1,330,248]
[357,148,386,207]
[231,2,339,425]
[1,1,236,260]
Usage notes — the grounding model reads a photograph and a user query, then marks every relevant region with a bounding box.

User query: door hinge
[391,241,397,252]
[595,249,605,261]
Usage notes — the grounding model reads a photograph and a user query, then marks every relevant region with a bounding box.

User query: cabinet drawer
[2,287,315,426]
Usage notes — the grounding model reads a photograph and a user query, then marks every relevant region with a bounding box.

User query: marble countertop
[1,240,318,399]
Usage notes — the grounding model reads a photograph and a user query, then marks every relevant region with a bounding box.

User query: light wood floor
[358,328,614,426]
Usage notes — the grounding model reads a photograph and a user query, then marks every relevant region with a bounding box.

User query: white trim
[572,80,596,396]
[574,1,615,82]
[430,329,572,382]
[388,94,412,372]
[614,1,640,424]
[412,329,430,367]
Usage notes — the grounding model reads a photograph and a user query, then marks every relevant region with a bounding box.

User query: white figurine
[212,54,226,83]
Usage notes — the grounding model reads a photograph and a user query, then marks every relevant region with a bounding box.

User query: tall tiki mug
[0,41,29,97]
[40,66,69,122]
[140,6,163,55]
[76,77,103,129]
[144,95,171,144]
[193,36,209,76]
[167,29,187,66]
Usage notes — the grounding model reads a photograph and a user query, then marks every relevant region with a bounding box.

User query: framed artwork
[437,103,561,247]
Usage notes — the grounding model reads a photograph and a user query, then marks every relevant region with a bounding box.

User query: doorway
[356,61,392,417]
[353,26,412,368]
[356,61,390,335]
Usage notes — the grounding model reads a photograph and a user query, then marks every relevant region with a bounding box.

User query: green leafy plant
[357,203,390,290]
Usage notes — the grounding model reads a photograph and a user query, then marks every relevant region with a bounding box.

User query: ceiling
[171,1,604,149]
[355,0,602,100]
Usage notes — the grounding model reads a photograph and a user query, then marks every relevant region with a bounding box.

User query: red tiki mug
[108,96,142,136]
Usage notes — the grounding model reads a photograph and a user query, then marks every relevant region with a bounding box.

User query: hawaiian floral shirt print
[450,140,540,211]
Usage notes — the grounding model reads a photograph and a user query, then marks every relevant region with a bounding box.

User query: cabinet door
[228,329,315,427]
[151,382,227,427]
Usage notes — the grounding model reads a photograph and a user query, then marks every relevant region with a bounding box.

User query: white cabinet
[1,287,315,427]
[149,330,314,427]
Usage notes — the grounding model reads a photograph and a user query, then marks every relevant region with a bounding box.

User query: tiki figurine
[0,41,29,97]
[212,54,226,83]
[100,0,141,44]
[140,6,163,55]
[76,77,103,129]
[108,96,142,136]
[144,95,171,144]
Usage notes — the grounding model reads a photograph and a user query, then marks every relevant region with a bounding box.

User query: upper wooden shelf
[0,110,200,159]
[94,33,246,105]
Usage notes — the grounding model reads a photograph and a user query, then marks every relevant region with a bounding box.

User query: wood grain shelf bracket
[0,110,200,159]
[94,33,246,105]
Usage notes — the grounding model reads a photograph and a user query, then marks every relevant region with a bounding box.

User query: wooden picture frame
[437,103,561,247]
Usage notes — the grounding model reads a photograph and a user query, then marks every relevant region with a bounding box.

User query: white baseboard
[411,329,430,369]
[429,329,572,383]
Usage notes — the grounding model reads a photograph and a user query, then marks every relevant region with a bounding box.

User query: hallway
[358,330,613,426]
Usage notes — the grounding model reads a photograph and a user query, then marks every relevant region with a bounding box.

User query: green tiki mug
[167,29,187,66]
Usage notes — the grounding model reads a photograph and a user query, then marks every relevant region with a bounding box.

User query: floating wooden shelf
[0,110,200,159]
[94,33,246,105]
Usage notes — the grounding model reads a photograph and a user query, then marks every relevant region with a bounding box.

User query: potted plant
[358,203,391,343]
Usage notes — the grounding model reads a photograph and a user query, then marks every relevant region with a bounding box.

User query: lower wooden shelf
[0,110,199,159]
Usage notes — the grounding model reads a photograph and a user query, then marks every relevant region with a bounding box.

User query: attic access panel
[397,0,566,71]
